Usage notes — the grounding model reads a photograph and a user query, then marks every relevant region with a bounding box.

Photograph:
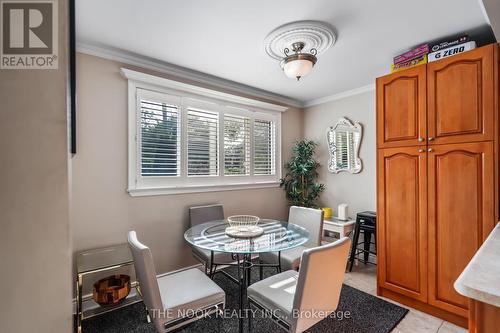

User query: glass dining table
[184,219,310,333]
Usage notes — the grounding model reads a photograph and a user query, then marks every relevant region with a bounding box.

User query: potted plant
[280,139,325,208]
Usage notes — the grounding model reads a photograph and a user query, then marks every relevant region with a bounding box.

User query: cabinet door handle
[428,137,435,141]
[418,137,425,142]
[428,148,434,153]
[418,149,425,153]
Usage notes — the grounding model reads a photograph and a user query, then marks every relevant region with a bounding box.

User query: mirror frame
[326,117,363,174]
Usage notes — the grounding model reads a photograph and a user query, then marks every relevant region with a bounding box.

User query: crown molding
[77,41,379,110]
[76,41,303,108]
[303,83,375,108]
[121,68,288,112]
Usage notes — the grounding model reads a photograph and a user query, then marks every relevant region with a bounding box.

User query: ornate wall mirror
[326,117,362,173]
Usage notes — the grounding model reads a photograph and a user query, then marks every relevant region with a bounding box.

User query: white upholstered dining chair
[247,237,351,333]
[127,231,225,333]
[259,206,324,276]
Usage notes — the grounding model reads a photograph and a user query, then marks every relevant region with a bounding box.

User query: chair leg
[144,306,151,323]
[246,260,251,286]
[259,259,263,280]
[211,264,218,279]
[237,254,241,281]
[363,231,371,263]
[248,302,253,333]
[209,251,215,279]
[277,251,282,273]
[348,222,361,272]
[217,310,222,332]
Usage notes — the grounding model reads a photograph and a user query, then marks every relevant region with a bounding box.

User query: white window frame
[122,68,287,196]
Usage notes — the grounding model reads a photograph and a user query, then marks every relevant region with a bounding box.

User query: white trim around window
[122,68,286,196]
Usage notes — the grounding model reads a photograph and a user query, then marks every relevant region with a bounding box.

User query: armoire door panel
[377,147,427,302]
[377,65,427,148]
[428,142,495,317]
[427,45,494,145]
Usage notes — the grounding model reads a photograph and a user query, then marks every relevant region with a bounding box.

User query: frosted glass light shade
[280,52,317,80]
[282,59,314,79]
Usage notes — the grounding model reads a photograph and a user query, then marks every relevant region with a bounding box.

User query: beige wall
[72,53,303,277]
[304,90,376,217]
[0,1,72,332]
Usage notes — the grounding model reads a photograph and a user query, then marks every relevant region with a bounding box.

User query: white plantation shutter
[187,108,219,176]
[140,99,180,176]
[224,114,250,175]
[254,119,275,175]
[127,74,283,195]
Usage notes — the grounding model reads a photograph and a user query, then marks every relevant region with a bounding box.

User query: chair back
[291,237,351,333]
[189,204,224,227]
[289,206,324,247]
[127,231,164,332]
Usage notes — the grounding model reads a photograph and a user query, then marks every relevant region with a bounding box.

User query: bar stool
[348,211,377,272]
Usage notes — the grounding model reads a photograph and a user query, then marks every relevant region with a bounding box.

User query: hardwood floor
[345,264,467,333]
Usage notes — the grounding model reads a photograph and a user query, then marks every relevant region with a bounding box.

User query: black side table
[348,211,377,271]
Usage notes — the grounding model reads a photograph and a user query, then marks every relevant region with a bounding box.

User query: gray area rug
[82,266,407,332]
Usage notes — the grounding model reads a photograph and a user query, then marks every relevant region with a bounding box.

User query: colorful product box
[391,54,427,73]
[428,41,476,62]
[430,35,469,52]
[393,44,429,65]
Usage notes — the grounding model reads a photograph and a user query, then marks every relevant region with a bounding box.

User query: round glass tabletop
[184,219,310,254]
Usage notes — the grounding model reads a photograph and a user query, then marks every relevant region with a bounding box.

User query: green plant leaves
[279,139,325,208]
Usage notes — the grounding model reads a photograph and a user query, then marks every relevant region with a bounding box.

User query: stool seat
[348,211,377,272]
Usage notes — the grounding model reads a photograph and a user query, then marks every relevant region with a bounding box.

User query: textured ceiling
[76,0,494,104]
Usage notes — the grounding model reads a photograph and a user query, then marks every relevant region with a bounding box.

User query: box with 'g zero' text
[427,41,476,63]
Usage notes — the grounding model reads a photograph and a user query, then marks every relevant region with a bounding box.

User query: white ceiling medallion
[264,20,336,81]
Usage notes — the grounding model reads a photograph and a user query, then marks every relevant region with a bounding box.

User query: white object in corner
[338,203,349,221]
[323,217,356,239]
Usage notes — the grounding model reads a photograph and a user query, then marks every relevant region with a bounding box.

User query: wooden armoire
[376,43,499,327]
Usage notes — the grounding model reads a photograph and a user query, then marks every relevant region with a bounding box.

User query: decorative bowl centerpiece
[225,215,264,238]
[93,274,131,307]
[227,215,260,228]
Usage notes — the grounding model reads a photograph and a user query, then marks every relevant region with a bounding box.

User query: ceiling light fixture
[264,21,336,82]
[281,42,317,81]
